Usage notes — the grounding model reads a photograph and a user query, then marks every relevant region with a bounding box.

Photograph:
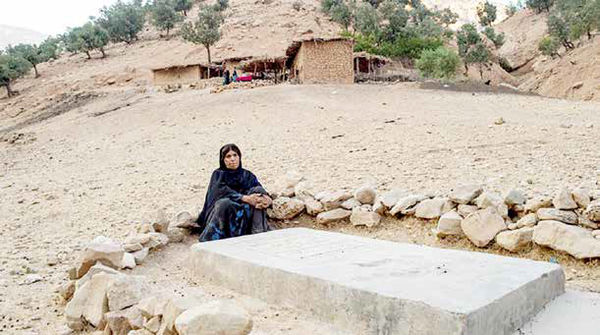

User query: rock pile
[60,211,253,335]
[267,177,600,259]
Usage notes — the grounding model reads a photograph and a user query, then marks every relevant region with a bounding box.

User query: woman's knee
[248,186,266,195]
[214,198,235,213]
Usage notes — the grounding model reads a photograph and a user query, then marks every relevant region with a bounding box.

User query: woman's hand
[241,194,261,207]
[255,195,272,209]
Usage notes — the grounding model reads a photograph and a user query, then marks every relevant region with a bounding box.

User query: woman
[196,144,272,242]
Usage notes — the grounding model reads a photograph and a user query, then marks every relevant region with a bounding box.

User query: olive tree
[181,6,223,63]
[0,55,32,97]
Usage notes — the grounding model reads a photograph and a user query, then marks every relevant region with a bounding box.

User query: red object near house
[237,75,253,82]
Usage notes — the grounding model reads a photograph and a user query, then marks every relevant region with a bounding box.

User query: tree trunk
[5,81,13,97]
[33,64,39,78]
[184,10,187,16]
[166,28,170,38]
[100,48,106,58]
[85,51,91,59]
[206,45,212,64]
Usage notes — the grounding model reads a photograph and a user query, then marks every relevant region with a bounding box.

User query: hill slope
[0,24,47,49]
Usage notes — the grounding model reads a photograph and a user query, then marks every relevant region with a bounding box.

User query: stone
[166,228,186,243]
[390,195,426,216]
[461,208,507,247]
[122,253,136,270]
[350,207,381,227]
[572,188,591,208]
[268,197,305,220]
[107,275,151,312]
[174,301,252,335]
[137,296,168,319]
[585,200,600,222]
[353,185,376,205]
[124,243,143,253]
[372,197,386,215]
[76,263,120,290]
[475,192,504,209]
[65,273,116,329]
[553,188,578,210]
[320,191,353,210]
[415,198,446,219]
[132,248,149,265]
[508,223,518,230]
[341,197,362,210]
[537,208,578,225]
[105,307,144,335]
[146,232,169,249]
[144,316,161,333]
[496,227,534,252]
[441,199,456,214]
[303,196,325,216]
[380,189,407,209]
[516,213,538,228]
[76,236,125,278]
[128,330,154,335]
[137,223,155,234]
[316,208,351,224]
[58,280,76,301]
[124,234,151,246]
[505,189,526,206]
[190,228,564,335]
[533,221,600,259]
[457,204,478,217]
[448,184,483,204]
[158,294,207,335]
[280,187,295,198]
[152,210,169,233]
[174,211,195,228]
[435,210,463,237]
[524,197,553,213]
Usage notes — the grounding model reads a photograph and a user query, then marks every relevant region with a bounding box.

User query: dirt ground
[1,83,600,334]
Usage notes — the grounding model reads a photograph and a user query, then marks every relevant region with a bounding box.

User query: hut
[220,56,252,73]
[354,52,391,76]
[238,56,287,82]
[151,64,221,86]
[285,37,354,84]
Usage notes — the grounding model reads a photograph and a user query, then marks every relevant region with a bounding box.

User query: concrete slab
[513,290,600,335]
[189,228,565,335]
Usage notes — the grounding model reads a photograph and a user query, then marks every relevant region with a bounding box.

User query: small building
[354,52,391,76]
[286,37,354,84]
[151,64,221,86]
[238,56,287,82]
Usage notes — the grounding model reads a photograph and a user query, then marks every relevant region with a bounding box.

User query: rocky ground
[1,83,600,334]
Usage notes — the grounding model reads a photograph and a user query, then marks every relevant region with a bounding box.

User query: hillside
[423,0,509,25]
[0,24,47,49]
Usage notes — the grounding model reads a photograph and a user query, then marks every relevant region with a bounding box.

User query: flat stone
[137,295,168,319]
[144,315,161,333]
[389,195,426,216]
[350,207,381,227]
[302,196,325,216]
[353,185,376,205]
[166,227,186,243]
[146,232,169,250]
[435,210,463,237]
[158,293,207,335]
[65,273,115,329]
[174,300,252,335]
[572,188,591,208]
[132,248,149,265]
[124,243,143,253]
[316,208,351,224]
[107,275,151,311]
[76,262,120,290]
[380,189,407,209]
[294,180,315,198]
[415,198,446,219]
[553,188,578,210]
[517,213,538,228]
[496,227,534,253]
[476,192,504,209]
[268,197,305,220]
[449,184,483,204]
[461,208,507,247]
[174,211,196,228]
[189,228,564,335]
[536,208,577,225]
[320,191,352,210]
[457,204,478,217]
[76,236,124,278]
[121,253,136,270]
[505,189,526,206]
[341,197,362,210]
[525,197,553,213]
[105,306,144,335]
[533,220,600,259]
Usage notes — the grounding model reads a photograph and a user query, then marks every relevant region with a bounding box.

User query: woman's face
[223,150,240,170]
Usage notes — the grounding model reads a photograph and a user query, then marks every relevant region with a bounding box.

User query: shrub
[538,36,560,57]
[416,46,460,80]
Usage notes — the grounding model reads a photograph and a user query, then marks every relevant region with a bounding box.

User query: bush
[416,47,460,80]
[538,36,560,57]
[97,0,146,44]
[526,0,554,13]
[483,27,505,48]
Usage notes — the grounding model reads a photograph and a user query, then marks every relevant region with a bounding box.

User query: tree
[181,6,223,63]
[152,0,183,37]
[416,46,460,80]
[538,36,560,57]
[174,0,192,16]
[0,55,32,97]
[526,0,554,13]
[39,37,61,61]
[69,23,110,59]
[97,0,146,44]
[483,27,505,48]
[457,24,491,75]
[354,2,380,35]
[330,2,353,30]
[477,1,498,27]
[6,44,44,78]
[547,14,574,49]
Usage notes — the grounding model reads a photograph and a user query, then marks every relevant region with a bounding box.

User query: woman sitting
[196,144,272,242]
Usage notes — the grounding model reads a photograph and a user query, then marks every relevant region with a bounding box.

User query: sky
[0,0,121,35]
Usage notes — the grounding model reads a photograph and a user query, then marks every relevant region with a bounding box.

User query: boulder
[572,188,591,208]
[158,294,207,335]
[448,184,482,204]
[302,196,324,216]
[105,306,144,335]
[268,197,305,220]
[58,280,76,301]
[380,189,407,209]
[76,236,125,278]
[460,208,507,248]
[341,198,362,210]
[316,209,351,224]
[516,213,538,228]
[152,210,169,233]
[495,227,534,252]
[524,197,553,213]
[552,187,578,210]
[138,296,169,319]
[536,208,577,225]
[132,248,149,265]
[124,243,143,253]
[146,233,169,250]
[350,207,381,227]
[107,275,151,312]
[457,204,478,217]
[166,228,186,243]
[320,191,353,210]
[174,300,252,335]
[475,192,503,209]
[65,273,116,330]
[76,263,120,289]
[353,185,377,205]
[414,198,446,219]
[280,187,295,198]
[390,195,426,216]
[504,189,526,206]
[586,200,600,222]
[174,211,196,228]
[372,197,386,215]
[533,220,600,259]
[122,253,136,270]
[145,316,161,333]
[435,210,463,238]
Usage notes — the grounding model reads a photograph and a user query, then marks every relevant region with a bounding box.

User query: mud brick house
[152,64,220,86]
[286,37,354,84]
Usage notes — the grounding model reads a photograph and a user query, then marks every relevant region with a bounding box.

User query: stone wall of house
[153,66,201,86]
[292,40,354,84]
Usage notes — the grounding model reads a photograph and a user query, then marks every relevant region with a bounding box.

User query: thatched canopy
[238,56,287,73]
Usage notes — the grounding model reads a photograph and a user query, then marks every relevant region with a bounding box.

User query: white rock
[124,234,151,246]
[76,236,124,278]
[380,189,407,209]
[508,223,518,230]
[146,232,169,250]
[152,210,169,233]
[350,207,381,227]
[174,301,252,335]
[457,204,478,217]
[58,280,76,301]
[268,197,305,220]
[504,189,526,206]
[76,263,120,289]
[132,248,149,265]
[553,187,578,210]
[280,187,295,197]
[316,208,351,224]
[302,196,324,216]
[390,195,426,216]
[460,208,507,248]
[121,253,136,270]
[372,197,386,215]
[320,191,352,210]
[166,227,186,243]
[107,275,151,312]
[586,200,600,222]
[577,214,599,229]
[353,185,376,205]
[572,188,591,208]
[174,211,196,228]
[341,197,362,210]
[533,220,600,259]
[475,192,503,209]
[144,315,161,333]
[592,230,600,238]
[124,243,143,253]
[414,198,446,219]
[516,213,538,228]
[496,227,534,252]
[65,273,115,329]
[448,184,482,204]
[536,208,578,225]
[137,295,168,319]
[524,197,553,213]
[435,210,463,237]
[105,306,144,335]
[158,294,207,335]
[128,329,153,335]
